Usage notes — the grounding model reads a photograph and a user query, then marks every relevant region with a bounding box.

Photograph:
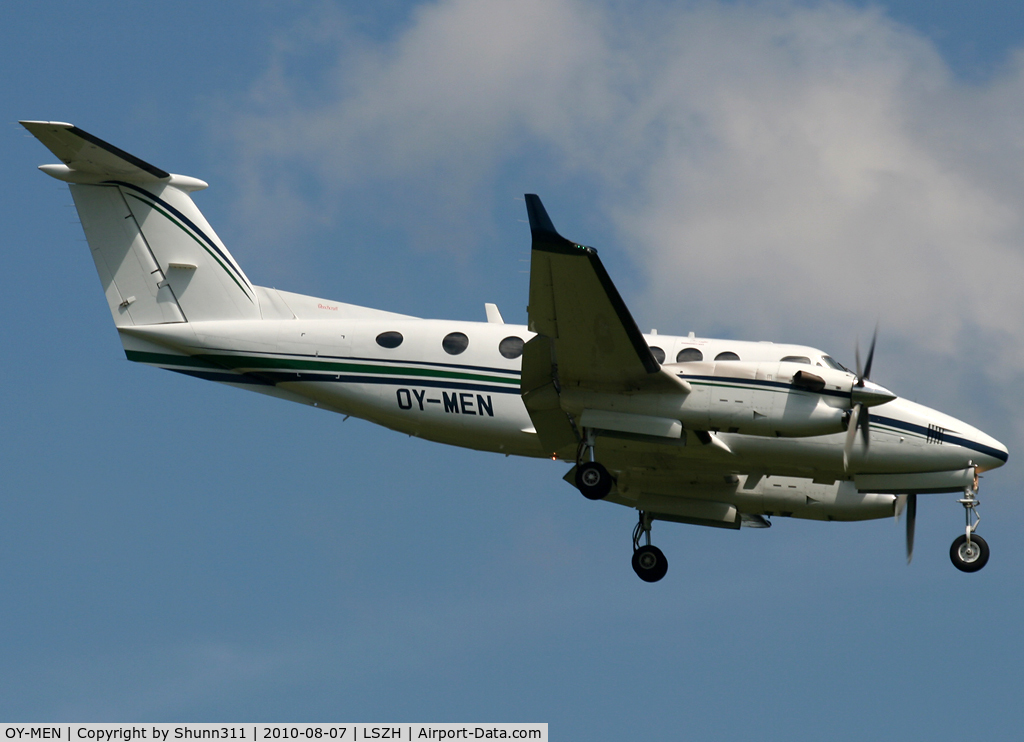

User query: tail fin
[22,121,260,325]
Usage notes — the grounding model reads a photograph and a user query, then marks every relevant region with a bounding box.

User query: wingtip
[524,194,560,238]
[19,120,73,129]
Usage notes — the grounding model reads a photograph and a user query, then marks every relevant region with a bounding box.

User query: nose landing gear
[950,475,989,573]
[632,511,668,582]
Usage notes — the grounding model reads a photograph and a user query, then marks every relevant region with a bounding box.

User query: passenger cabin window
[442,332,470,355]
[781,355,811,364]
[649,346,666,364]
[715,351,740,361]
[499,336,524,359]
[376,331,404,349]
[676,347,703,362]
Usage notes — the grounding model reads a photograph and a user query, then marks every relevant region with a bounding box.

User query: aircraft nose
[965,429,1009,472]
[982,435,1009,471]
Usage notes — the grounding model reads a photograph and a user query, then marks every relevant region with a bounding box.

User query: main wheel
[631,544,668,582]
[950,533,990,573]
[575,461,612,500]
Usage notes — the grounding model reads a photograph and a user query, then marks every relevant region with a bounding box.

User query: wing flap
[520,335,578,455]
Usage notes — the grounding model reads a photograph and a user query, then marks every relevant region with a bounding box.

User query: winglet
[524,194,591,255]
[525,194,559,238]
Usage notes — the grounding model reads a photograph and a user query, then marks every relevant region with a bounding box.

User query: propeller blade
[855,339,862,380]
[906,493,917,564]
[858,404,871,449]
[843,405,860,471]
[862,326,877,381]
[894,494,907,521]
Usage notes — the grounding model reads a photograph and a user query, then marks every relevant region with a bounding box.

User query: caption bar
[1,726,546,742]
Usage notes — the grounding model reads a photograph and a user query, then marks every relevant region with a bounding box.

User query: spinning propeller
[840,329,911,559]
[895,494,917,563]
[842,328,896,471]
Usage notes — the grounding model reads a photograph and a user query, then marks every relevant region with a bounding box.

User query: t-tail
[21,121,261,327]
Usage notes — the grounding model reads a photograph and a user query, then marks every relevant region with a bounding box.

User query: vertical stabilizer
[23,121,260,325]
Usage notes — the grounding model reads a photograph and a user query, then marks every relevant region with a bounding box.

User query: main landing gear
[950,477,989,573]
[572,431,667,582]
[632,511,668,583]
[574,430,612,500]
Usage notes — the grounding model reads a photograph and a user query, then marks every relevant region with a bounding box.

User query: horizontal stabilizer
[20,121,169,182]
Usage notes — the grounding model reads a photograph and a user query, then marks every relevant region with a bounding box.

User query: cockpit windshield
[821,355,850,372]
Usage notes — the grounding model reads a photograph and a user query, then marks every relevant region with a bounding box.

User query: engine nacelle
[733,478,897,521]
[561,361,867,439]
[673,360,855,437]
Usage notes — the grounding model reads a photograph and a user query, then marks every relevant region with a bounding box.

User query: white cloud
[219,0,1024,386]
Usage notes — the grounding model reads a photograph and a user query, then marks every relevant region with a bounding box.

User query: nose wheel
[631,512,668,582]
[950,478,989,572]
[950,533,989,572]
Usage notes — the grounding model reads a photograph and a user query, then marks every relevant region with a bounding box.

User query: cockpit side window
[822,355,850,372]
[781,355,811,364]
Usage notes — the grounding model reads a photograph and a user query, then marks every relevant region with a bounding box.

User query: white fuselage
[23,119,1008,567]
[121,295,1008,488]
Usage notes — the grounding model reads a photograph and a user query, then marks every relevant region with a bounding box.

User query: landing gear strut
[631,511,668,582]
[574,429,612,500]
[950,475,989,572]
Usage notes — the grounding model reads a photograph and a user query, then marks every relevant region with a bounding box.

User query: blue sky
[3,1,1024,735]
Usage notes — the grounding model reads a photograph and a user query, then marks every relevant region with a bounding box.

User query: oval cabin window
[649,346,666,364]
[376,331,404,349]
[442,332,470,355]
[676,347,703,362]
[715,351,740,361]
[499,336,524,359]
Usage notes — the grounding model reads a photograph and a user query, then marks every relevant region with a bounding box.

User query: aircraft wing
[521,195,687,454]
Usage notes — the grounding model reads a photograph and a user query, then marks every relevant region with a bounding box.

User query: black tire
[950,533,990,573]
[631,544,668,583]
[575,461,612,500]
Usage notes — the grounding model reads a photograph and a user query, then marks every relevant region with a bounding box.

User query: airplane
[22,120,1009,582]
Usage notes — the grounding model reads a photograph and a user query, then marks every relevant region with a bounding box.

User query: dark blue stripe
[170,367,518,396]
[170,368,275,386]
[259,371,520,395]
[679,373,849,399]
[110,181,252,296]
[873,415,1008,463]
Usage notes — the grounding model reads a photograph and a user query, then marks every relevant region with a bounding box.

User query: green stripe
[200,353,519,384]
[127,349,519,386]
[124,192,254,302]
